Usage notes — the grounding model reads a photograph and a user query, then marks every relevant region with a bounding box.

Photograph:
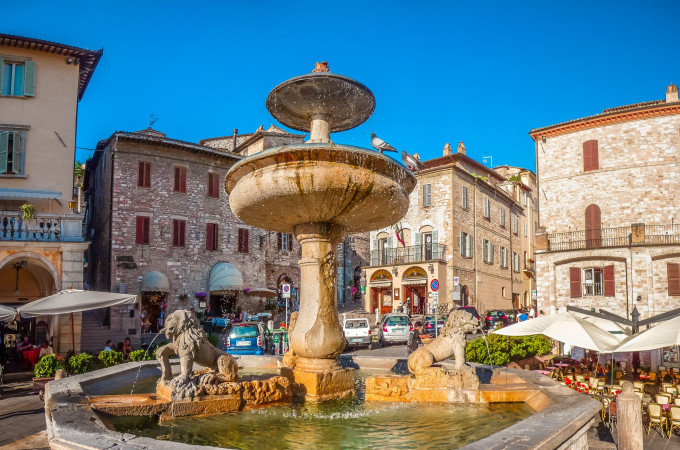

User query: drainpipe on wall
[473,179,478,309]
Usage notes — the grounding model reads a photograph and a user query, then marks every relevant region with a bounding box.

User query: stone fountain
[225,63,416,401]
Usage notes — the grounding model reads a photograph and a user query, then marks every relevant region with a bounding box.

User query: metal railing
[0,212,83,242]
[369,244,446,266]
[546,223,680,251]
[645,224,680,245]
[523,262,535,273]
[583,282,603,297]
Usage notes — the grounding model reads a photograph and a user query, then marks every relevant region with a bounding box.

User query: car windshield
[425,316,445,322]
[345,320,368,329]
[229,326,258,338]
[386,316,409,326]
[489,311,504,317]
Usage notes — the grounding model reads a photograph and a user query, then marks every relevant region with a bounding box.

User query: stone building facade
[530,83,680,322]
[0,34,101,354]
[362,142,534,316]
[84,128,302,351]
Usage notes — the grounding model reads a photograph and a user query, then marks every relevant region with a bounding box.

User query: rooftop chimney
[232,128,238,151]
[443,143,452,156]
[667,83,679,103]
[457,141,466,155]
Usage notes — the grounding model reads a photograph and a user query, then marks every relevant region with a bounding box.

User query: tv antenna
[149,113,159,127]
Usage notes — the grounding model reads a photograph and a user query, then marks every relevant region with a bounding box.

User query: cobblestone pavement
[0,381,46,448]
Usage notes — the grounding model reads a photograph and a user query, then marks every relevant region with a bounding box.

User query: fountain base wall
[281,364,355,402]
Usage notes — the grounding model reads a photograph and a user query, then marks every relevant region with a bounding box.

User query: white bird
[370,133,398,154]
[402,150,424,172]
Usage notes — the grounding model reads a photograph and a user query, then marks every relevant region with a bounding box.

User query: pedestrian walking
[406,321,429,356]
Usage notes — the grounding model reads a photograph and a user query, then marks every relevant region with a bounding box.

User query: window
[135,216,150,245]
[585,204,601,248]
[238,228,249,253]
[499,246,508,268]
[570,267,581,298]
[460,232,473,258]
[0,131,26,175]
[523,221,527,237]
[174,166,187,193]
[138,161,151,188]
[583,140,599,171]
[206,223,218,251]
[572,265,615,297]
[522,191,527,206]
[502,287,506,298]
[208,172,220,198]
[422,183,432,207]
[513,252,520,272]
[482,239,494,264]
[500,207,506,227]
[668,263,680,296]
[461,185,468,210]
[483,197,490,219]
[512,213,519,235]
[172,220,186,247]
[278,232,293,251]
[1,60,35,96]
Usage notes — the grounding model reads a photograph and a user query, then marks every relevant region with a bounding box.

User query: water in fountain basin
[129,333,162,395]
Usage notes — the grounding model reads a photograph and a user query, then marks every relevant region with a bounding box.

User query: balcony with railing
[369,244,446,266]
[544,223,680,252]
[0,212,84,242]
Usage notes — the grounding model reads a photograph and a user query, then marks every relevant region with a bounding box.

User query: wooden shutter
[0,131,8,174]
[490,242,494,264]
[174,167,180,191]
[603,265,615,296]
[145,162,151,187]
[243,229,249,253]
[0,58,3,91]
[570,267,582,298]
[22,61,36,96]
[277,232,282,249]
[179,221,185,246]
[585,204,601,248]
[210,173,220,198]
[136,217,144,244]
[180,168,187,193]
[138,162,145,187]
[173,220,179,246]
[583,140,599,171]
[668,263,680,296]
[206,224,214,250]
[467,234,473,258]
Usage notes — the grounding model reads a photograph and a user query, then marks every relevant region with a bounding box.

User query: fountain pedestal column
[283,223,355,401]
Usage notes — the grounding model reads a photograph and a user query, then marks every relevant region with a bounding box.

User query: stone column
[617,381,643,450]
[308,114,331,143]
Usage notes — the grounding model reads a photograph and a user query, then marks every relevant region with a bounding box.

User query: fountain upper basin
[225,143,417,234]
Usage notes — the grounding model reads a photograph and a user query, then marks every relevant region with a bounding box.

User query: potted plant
[20,203,35,220]
[33,354,65,393]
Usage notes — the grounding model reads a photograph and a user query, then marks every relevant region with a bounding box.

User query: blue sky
[3,1,679,170]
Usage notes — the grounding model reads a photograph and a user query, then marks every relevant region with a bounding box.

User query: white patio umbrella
[493,312,625,352]
[614,315,680,352]
[244,288,278,298]
[0,304,18,322]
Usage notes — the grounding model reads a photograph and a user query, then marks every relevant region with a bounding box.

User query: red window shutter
[570,267,582,298]
[207,174,213,197]
[277,232,282,249]
[144,217,149,244]
[206,223,214,250]
[145,163,151,188]
[173,220,179,246]
[669,263,680,296]
[138,162,144,187]
[603,265,615,296]
[211,173,220,198]
[180,168,187,193]
[136,216,144,244]
[583,140,599,171]
[238,228,245,253]
[244,229,249,253]
[585,204,601,248]
[180,221,185,246]
[174,167,180,192]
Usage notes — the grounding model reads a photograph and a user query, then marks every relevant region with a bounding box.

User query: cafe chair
[656,394,671,406]
[674,398,680,406]
[648,403,668,437]
[670,407,680,439]
[633,382,644,392]
[665,386,677,396]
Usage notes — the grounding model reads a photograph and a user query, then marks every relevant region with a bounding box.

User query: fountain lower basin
[45,357,601,449]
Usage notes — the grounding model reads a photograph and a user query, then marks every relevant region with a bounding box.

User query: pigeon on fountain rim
[370,133,398,154]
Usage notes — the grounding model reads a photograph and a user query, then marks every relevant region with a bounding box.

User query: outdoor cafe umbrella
[17,289,137,352]
[0,304,18,322]
[613,315,680,352]
[243,288,278,298]
[493,312,625,352]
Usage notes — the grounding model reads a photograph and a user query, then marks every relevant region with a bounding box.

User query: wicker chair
[669,406,680,438]
[657,394,671,406]
[648,403,668,437]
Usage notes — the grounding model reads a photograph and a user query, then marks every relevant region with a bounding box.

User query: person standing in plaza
[407,321,429,356]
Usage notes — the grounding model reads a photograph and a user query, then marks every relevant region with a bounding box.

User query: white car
[343,317,373,349]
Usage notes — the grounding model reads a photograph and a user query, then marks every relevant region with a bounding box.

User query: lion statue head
[440,309,479,337]
[162,310,206,355]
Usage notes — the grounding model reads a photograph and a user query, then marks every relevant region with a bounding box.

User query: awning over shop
[0,187,61,200]
[369,280,392,287]
[140,271,170,293]
[209,262,243,292]
[0,304,18,321]
[17,289,137,317]
[401,277,428,285]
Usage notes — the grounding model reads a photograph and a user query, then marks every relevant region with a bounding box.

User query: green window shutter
[0,58,4,93]
[490,242,494,264]
[0,131,8,173]
[467,234,473,258]
[387,236,393,249]
[13,132,25,174]
[23,61,36,96]
[459,232,464,256]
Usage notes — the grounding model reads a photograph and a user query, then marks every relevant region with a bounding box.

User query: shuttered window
[460,232,473,258]
[135,216,150,245]
[570,267,582,298]
[462,186,468,209]
[603,265,615,296]
[0,130,26,175]
[208,172,220,198]
[585,204,602,248]
[238,228,249,253]
[1,60,35,96]
[277,232,293,251]
[206,223,218,251]
[138,161,151,188]
[512,213,519,235]
[174,167,187,193]
[669,263,680,296]
[583,140,599,172]
[422,184,432,207]
[500,207,506,226]
[173,220,186,247]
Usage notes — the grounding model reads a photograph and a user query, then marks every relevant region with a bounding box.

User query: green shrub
[207,335,219,347]
[129,346,159,362]
[466,334,552,366]
[98,350,124,368]
[68,353,94,374]
[34,354,65,378]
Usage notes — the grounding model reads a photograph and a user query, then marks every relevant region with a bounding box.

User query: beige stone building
[362,143,535,316]
[531,84,680,325]
[0,34,101,353]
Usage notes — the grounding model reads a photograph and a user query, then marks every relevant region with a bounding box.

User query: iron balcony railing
[0,212,84,242]
[583,282,603,297]
[369,244,446,266]
[546,223,680,251]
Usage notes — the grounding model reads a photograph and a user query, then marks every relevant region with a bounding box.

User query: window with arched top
[585,204,602,248]
[583,140,599,171]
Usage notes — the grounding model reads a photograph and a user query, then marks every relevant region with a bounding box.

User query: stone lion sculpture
[407,309,479,375]
[156,310,238,385]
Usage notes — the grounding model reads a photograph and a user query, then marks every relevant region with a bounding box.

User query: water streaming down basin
[105,371,533,449]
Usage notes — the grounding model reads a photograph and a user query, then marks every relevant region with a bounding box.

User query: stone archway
[0,252,60,304]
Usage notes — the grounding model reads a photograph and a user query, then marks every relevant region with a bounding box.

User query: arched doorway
[140,271,169,334]
[369,269,393,314]
[401,266,428,315]
[208,262,243,318]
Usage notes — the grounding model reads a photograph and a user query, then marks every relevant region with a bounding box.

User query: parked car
[226,323,271,355]
[456,306,483,332]
[483,310,509,331]
[424,315,447,336]
[343,317,373,349]
[379,314,412,346]
[504,310,518,324]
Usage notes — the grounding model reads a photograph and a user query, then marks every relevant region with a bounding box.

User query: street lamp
[631,306,640,334]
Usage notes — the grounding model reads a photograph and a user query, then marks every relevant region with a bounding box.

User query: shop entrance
[370,287,393,314]
[141,292,167,333]
[209,291,238,318]
[403,285,427,315]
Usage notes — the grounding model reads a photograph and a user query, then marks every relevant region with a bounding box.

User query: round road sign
[430,279,439,291]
